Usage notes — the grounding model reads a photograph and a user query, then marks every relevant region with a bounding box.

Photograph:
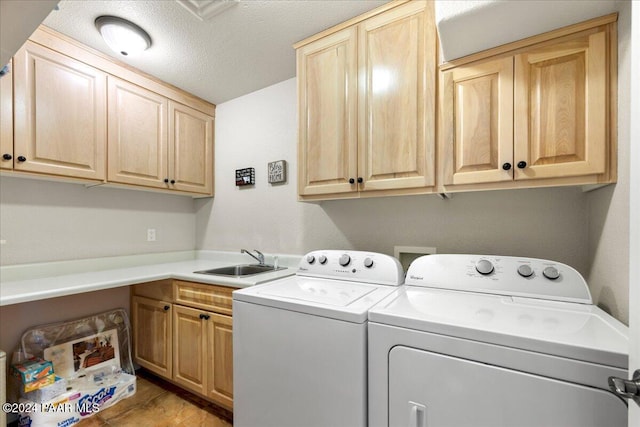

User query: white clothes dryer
[368,254,629,427]
[233,250,403,427]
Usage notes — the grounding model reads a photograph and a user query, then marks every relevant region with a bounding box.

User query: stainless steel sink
[194,264,285,277]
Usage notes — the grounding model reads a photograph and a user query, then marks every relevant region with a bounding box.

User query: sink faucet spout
[241,249,265,265]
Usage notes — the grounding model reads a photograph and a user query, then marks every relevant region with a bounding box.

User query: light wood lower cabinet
[131,295,172,378]
[132,280,233,410]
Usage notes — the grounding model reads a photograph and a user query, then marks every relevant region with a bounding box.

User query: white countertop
[0,251,300,306]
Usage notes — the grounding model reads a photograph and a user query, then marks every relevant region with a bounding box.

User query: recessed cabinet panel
[0,59,13,170]
[169,101,214,195]
[448,57,514,185]
[298,27,358,195]
[13,41,106,179]
[131,296,172,378]
[173,305,206,395]
[514,30,607,180]
[207,313,234,409]
[359,1,435,190]
[108,76,167,188]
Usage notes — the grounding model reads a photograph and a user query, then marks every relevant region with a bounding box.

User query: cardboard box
[12,357,54,384]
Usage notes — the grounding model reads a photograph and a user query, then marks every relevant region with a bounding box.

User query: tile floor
[77,370,233,427]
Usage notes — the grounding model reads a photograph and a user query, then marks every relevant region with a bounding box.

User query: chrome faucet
[241,249,265,265]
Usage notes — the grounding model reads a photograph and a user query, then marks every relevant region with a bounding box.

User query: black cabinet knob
[199,314,205,319]
[2,154,12,160]
[163,305,170,311]
[357,177,363,183]
[348,178,355,184]
[502,162,511,170]
[170,179,176,184]
[517,161,527,169]
[199,313,210,320]
[17,156,26,162]
[164,178,169,183]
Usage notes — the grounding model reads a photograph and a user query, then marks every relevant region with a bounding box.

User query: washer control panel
[405,254,592,304]
[297,250,403,286]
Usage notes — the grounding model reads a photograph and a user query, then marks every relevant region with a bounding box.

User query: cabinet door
[206,313,233,409]
[107,76,168,188]
[13,41,106,179]
[514,29,607,180]
[168,101,214,195]
[440,56,514,185]
[0,60,12,170]
[297,26,358,196]
[358,1,436,191]
[132,296,172,378]
[173,305,206,395]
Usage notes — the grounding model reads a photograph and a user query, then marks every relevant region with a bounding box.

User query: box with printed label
[12,357,54,384]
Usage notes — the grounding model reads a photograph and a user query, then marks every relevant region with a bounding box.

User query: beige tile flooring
[77,370,233,427]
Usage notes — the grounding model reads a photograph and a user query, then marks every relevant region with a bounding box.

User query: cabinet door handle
[357,177,363,183]
[163,305,170,311]
[204,314,210,320]
[517,161,527,169]
[17,156,26,162]
[2,154,12,160]
[170,179,176,184]
[502,162,511,170]
[348,178,355,184]
[164,178,169,183]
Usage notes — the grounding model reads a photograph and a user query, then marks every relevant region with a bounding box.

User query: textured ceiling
[43,0,388,105]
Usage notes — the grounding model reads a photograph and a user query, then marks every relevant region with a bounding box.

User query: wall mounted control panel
[297,250,404,286]
[405,254,592,304]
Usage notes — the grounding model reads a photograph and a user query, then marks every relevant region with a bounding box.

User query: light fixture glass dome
[95,16,151,57]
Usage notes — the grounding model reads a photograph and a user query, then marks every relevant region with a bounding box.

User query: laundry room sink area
[194,264,285,277]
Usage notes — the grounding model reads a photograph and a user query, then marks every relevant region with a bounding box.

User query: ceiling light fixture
[94,16,151,57]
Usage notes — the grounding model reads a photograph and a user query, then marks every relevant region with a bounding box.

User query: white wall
[196,77,591,288]
[0,177,196,265]
[586,0,631,325]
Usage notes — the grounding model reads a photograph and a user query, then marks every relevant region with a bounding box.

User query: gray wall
[0,177,196,265]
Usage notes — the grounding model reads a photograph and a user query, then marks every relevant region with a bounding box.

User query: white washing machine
[368,254,629,427]
[233,250,403,427]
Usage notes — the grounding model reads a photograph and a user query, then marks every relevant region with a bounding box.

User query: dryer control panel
[405,254,592,304]
[297,250,404,286]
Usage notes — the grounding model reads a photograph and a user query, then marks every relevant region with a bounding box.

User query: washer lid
[368,287,629,368]
[233,276,397,323]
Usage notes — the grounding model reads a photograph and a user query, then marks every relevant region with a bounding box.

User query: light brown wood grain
[132,296,172,379]
[172,304,206,395]
[0,59,13,170]
[206,313,234,410]
[173,280,233,316]
[13,41,106,180]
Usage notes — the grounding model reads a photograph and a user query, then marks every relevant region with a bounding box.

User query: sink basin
[194,264,285,277]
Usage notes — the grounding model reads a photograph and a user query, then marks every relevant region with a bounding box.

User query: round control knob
[318,255,327,265]
[517,264,533,277]
[306,255,315,264]
[339,254,351,267]
[543,266,560,280]
[364,257,374,268]
[475,259,494,275]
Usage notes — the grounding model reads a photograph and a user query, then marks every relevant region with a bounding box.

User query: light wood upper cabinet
[439,16,616,191]
[108,77,214,195]
[0,60,12,170]
[131,295,172,379]
[297,27,358,196]
[297,0,436,200]
[514,29,607,180]
[358,1,435,192]
[169,101,214,195]
[108,76,168,189]
[13,41,106,180]
[440,57,514,185]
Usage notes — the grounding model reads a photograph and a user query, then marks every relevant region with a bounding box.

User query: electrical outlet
[147,229,156,242]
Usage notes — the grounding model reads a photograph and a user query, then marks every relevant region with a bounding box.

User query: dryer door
[389,346,627,427]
